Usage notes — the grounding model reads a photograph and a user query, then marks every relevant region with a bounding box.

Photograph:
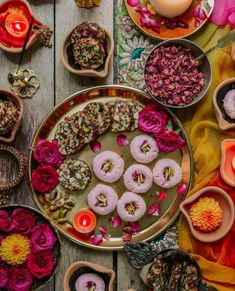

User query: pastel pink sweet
[92,151,124,183]
[130,134,159,164]
[75,273,105,291]
[124,164,153,194]
[153,158,182,189]
[223,89,235,119]
[117,192,146,222]
[87,184,118,215]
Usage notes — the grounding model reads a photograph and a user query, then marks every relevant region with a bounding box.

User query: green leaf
[166,120,173,131]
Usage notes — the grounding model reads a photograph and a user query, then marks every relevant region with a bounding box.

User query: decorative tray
[29,85,193,250]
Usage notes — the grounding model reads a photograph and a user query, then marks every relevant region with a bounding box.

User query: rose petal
[193,5,200,18]
[198,8,207,20]
[147,204,160,216]
[122,232,132,242]
[129,221,140,234]
[195,18,201,27]
[228,12,235,28]
[177,183,187,196]
[91,234,103,246]
[117,134,129,146]
[123,225,132,233]
[127,0,139,7]
[89,140,101,153]
[99,226,107,236]
[156,191,167,202]
[110,215,122,228]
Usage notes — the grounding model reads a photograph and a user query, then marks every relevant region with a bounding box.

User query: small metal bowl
[144,39,212,109]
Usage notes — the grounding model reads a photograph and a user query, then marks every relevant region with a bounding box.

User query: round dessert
[108,100,132,132]
[0,100,19,135]
[123,164,153,194]
[75,273,105,291]
[84,102,112,135]
[73,37,105,70]
[117,192,146,222]
[126,100,143,131]
[59,159,91,191]
[87,184,118,215]
[130,135,159,164]
[153,159,182,188]
[93,151,125,183]
[189,197,223,232]
[223,89,235,119]
[54,122,81,155]
[66,111,96,144]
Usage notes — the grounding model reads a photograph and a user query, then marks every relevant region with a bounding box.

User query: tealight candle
[5,13,29,39]
[73,209,97,234]
[149,0,193,18]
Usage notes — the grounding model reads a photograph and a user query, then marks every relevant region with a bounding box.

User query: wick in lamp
[73,209,97,234]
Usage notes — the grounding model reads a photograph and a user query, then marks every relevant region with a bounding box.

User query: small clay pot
[60,25,114,78]
[180,186,234,243]
[213,77,235,130]
[0,0,42,53]
[220,139,235,187]
[63,261,115,291]
[0,88,23,143]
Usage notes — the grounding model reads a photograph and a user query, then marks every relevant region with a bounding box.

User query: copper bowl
[0,88,23,143]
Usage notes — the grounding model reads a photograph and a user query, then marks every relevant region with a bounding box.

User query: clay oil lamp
[73,209,97,234]
[220,139,235,187]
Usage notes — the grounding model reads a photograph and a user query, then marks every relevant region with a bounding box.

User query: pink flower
[30,224,56,253]
[33,139,64,168]
[155,130,185,153]
[8,266,33,291]
[138,106,168,135]
[12,208,36,235]
[0,210,12,232]
[27,251,55,279]
[31,165,59,193]
[0,264,8,288]
[210,0,235,28]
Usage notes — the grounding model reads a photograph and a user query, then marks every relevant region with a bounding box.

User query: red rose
[31,165,59,193]
[138,106,168,135]
[0,210,12,232]
[33,139,64,168]
[0,263,8,288]
[30,224,56,253]
[155,130,185,152]
[12,208,36,235]
[8,266,33,291]
[27,251,55,279]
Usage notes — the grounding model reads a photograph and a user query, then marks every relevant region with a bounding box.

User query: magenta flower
[12,208,36,235]
[30,224,56,253]
[155,130,185,153]
[0,210,12,232]
[0,264,8,288]
[8,267,33,291]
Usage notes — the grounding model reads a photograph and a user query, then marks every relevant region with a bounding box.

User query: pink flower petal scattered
[195,18,201,27]
[117,134,129,146]
[147,204,160,216]
[177,183,187,196]
[127,0,139,7]
[156,191,167,202]
[123,225,132,234]
[193,5,200,18]
[89,140,101,153]
[110,215,122,228]
[198,8,207,20]
[122,232,132,242]
[140,15,160,33]
[91,234,103,246]
[99,226,107,236]
[129,221,140,234]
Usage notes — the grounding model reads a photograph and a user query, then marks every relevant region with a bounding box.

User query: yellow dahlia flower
[0,234,31,265]
[189,197,223,232]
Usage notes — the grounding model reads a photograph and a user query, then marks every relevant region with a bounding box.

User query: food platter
[125,0,214,40]
[29,85,193,250]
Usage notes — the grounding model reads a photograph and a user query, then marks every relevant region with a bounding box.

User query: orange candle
[73,209,97,234]
[5,13,29,39]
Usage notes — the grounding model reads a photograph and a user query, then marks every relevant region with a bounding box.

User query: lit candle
[73,209,97,234]
[5,13,29,39]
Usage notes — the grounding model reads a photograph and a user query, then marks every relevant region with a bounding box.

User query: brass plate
[29,85,193,250]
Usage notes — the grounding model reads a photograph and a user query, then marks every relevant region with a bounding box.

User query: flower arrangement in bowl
[0,205,61,290]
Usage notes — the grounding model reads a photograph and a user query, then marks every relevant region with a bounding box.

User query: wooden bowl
[213,77,235,130]
[180,186,234,242]
[220,139,235,187]
[0,0,42,53]
[60,25,114,78]
[63,261,115,291]
[0,88,23,143]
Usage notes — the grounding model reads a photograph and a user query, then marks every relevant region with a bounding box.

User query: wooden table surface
[0,0,145,290]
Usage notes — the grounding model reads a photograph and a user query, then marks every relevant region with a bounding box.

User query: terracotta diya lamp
[213,77,235,130]
[73,209,97,234]
[220,139,235,187]
[180,186,234,242]
[63,261,115,291]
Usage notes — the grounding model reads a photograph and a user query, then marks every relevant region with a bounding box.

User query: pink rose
[0,263,8,288]
[8,267,33,291]
[30,224,56,253]
[27,251,55,279]
[138,106,168,135]
[0,210,12,232]
[31,165,59,193]
[33,139,64,168]
[155,130,185,152]
[12,208,36,235]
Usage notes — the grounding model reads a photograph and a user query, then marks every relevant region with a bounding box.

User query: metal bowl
[144,39,212,109]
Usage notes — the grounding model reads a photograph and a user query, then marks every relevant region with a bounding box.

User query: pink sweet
[75,273,105,291]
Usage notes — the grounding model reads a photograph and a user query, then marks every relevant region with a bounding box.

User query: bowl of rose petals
[144,39,212,108]
[0,205,61,290]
